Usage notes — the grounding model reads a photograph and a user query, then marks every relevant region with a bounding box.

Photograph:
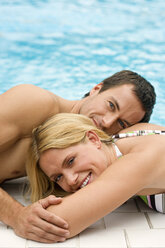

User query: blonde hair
[26,113,112,202]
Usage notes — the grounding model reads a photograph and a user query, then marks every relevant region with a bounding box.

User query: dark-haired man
[0,70,156,243]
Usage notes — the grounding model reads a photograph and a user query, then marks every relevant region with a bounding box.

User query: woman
[26,113,165,240]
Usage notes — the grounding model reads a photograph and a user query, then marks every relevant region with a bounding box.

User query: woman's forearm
[47,178,134,238]
[47,154,149,238]
[47,180,110,238]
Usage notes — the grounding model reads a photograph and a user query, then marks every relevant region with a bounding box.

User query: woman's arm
[47,150,156,238]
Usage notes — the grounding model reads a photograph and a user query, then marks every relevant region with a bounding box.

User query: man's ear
[86,130,102,149]
[89,82,103,96]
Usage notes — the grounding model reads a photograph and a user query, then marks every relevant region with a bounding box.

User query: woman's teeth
[80,174,91,188]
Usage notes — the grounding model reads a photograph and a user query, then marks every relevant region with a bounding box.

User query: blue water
[0,0,164,125]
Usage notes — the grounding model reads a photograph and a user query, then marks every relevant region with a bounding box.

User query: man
[0,70,156,243]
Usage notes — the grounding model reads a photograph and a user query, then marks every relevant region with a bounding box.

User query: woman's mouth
[80,173,91,189]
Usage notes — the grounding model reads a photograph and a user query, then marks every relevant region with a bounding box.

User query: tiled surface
[104,212,150,229]
[0,229,26,248]
[1,178,165,248]
[79,229,127,248]
[28,236,78,248]
[127,229,165,248]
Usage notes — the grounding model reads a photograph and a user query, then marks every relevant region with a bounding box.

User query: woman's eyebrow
[62,156,69,167]
[50,154,72,179]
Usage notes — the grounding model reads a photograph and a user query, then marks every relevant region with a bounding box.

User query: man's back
[0,84,63,182]
[0,136,30,183]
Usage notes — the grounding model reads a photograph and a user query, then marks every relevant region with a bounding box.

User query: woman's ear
[86,130,102,149]
[89,82,103,96]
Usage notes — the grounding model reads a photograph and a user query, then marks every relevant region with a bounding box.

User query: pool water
[0,0,164,125]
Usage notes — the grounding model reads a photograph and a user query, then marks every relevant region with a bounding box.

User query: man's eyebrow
[111,96,120,111]
[111,96,131,127]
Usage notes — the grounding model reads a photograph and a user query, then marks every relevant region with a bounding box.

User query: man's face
[79,84,145,134]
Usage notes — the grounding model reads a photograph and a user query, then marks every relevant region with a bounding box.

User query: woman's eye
[55,174,62,183]
[68,157,75,165]
[109,101,115,110]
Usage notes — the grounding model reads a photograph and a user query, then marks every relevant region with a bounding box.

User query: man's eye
[55,174,62,183]
[109,101,115,110]
[68,157,75,165]
[118,119,126,129]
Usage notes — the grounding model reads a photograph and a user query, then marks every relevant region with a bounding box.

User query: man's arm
[0,187,70,242]
[0,84,69,242]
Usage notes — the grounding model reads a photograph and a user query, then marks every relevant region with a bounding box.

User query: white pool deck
[1,178,165,248]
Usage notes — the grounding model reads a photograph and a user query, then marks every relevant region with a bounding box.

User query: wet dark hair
[84,70,156,123]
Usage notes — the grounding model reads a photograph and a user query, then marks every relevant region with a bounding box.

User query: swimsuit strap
[112,129,165,159]
[112,143,122,158]
[111,129,165,214]
[112,130,165,140]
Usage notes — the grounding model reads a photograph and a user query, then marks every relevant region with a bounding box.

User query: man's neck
[56,95,86,114]
[70,97,86,114]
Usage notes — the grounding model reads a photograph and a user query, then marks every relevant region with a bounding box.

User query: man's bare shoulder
[0,84,60,138]
[1,84,57,104]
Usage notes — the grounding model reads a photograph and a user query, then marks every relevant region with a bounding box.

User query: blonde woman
[26,113,165,241]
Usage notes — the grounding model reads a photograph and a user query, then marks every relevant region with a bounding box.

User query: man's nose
[101,114,120,134]
[102,114,118,128]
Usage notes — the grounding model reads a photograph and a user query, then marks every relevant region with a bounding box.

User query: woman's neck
[103,143,118,167]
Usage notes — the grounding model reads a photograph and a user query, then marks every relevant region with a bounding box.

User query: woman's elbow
[47,204,81,238]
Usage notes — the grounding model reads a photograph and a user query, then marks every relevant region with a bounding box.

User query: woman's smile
[79,172,92,189]
[40,132,109,193]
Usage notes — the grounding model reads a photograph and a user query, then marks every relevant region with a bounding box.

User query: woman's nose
[66,172,78,188]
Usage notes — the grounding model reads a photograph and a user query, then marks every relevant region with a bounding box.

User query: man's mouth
[92,118,99,128]
[80,173,91,189]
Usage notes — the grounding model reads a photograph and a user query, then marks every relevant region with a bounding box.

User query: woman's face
[39,131,110,192]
